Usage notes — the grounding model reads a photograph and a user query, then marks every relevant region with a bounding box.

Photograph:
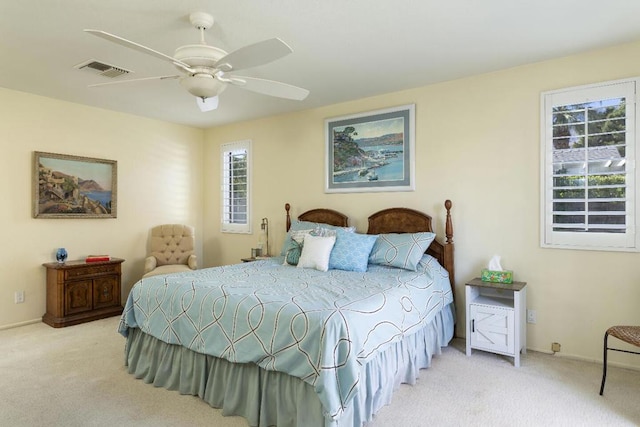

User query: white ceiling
[2,0,640,129]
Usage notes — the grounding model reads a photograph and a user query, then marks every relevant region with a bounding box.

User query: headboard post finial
[445,199,453,244]
[285,203,291,232]
[442,199,455,303]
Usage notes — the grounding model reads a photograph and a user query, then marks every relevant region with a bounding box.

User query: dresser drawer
[64,263,119,280]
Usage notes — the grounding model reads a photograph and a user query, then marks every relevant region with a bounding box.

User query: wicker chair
[599,325,640,395]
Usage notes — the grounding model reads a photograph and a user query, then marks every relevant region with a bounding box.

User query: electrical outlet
[552,342,561,352]
[526,309,536,324]
[14,291,25,304]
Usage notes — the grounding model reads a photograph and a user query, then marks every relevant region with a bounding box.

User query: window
[541,79,638,251]
[221,140,251,234]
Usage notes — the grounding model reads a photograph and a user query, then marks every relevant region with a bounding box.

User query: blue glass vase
[56,248,68,264]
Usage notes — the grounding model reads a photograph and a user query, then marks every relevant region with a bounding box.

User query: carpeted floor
[1,316,639,426]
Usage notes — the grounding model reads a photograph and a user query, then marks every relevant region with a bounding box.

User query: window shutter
[541,79,637,251]
[221,140,251,234]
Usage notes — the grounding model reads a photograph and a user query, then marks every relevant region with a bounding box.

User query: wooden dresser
[42,258,124,328]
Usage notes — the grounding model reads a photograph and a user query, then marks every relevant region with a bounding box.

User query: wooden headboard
[285,203,349,230]
[367,200,454,291]
[283,200,454,297]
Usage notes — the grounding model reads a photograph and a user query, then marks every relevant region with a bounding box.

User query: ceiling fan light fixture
[197,96,219,112]
[180,74,227,98]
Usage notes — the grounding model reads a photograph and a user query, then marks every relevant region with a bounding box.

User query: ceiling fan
[84,12,310,112]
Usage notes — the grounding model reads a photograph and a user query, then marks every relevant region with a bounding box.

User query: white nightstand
[465,277,527,367]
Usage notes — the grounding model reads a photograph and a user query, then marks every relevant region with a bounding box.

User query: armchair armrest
[144,256,157,274]
[187,254,197,270]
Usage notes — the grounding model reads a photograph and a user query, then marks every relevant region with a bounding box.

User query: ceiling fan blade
[88,75,179,88]
[84,29,194,73]
[214,38,292,72]
[229,76,309,101]
[196,96,219,112]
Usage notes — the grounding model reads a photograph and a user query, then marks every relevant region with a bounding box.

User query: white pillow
[297,234,336,272]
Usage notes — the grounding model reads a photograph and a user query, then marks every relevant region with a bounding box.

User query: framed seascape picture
[33,151,117,218]
[325,104,415,193]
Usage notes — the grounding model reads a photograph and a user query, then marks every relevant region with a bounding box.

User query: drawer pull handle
[472,319,475,333]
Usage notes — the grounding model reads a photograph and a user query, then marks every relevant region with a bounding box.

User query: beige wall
[2,39,638,368]
[204,40,640,367]
[0,88,204,329]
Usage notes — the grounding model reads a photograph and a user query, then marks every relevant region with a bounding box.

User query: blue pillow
[329,229,378,272]
[280,220,355,256]
[368,232,436,271]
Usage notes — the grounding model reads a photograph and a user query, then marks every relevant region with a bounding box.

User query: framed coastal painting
[325,104,415,193]
[33,151,117,218]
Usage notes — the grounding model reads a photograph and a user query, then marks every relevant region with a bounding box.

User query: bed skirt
[124,302,455,427]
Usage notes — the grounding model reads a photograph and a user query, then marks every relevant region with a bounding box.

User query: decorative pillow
[280,221,316,256]
[312,227,338,238]
[297,234,336,272]
[283,230,310,266]
[329,229,378,272]
[280,220,355,256]
[368,232,436,271]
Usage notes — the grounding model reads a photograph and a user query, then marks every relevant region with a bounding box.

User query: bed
[119,200,455,427]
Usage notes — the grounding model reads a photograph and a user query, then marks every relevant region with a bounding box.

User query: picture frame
[33,151,117,218]
[325,104,415,193]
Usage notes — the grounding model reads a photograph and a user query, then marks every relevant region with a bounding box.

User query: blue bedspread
[119,255,453,421]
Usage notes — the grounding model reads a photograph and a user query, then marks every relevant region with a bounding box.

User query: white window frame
[540,78,638,252]
[221,140,251,234]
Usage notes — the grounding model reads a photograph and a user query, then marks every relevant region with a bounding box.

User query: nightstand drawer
[64,263,119,280]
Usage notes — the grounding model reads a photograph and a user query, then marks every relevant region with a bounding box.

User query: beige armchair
[143,224,197,278]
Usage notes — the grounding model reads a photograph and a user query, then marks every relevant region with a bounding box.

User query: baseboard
[526,346,554,355]
[0,318,41,331]
[527,345,640,372]
[458,338,640,372]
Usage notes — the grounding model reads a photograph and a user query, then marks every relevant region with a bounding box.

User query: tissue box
[481,269,513,284]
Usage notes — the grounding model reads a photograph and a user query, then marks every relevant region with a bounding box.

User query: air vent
[74,60,132,78]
